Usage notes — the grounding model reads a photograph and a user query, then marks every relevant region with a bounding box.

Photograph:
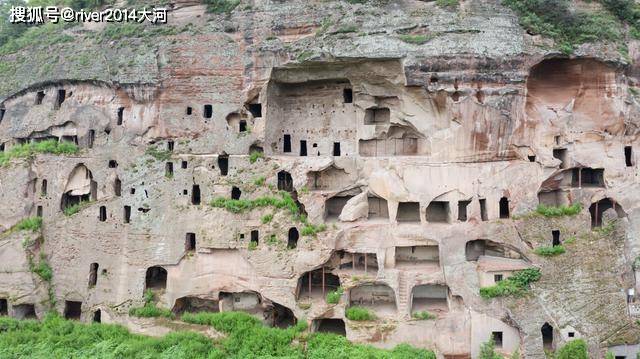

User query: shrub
[398,34,434,44]
[210,191,299,216]
[555,339,588,359]
[326,287,343,304]
[203,0,240,13]
[479,338,501,359]
[261,214,273,224]
[14,217,42,232]
[248,241,258,251]
[253,176,266,186]
[301,223,327,236]
[480,268,541,298]
[345,306,376,321]
[29,255,53,282]
[535,203,582,217]
[502,0,623,52]
[249,151,264,164]
[534,245,566,256]
[63,201,90,216]
[412,311,436,320]
[144,146,171,161]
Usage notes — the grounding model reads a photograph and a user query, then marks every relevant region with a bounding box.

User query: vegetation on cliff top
[0,311,437,358]
[535,203,582,217]
[480,268,542,298]
[502,0,637,53]
[0,139,79,166]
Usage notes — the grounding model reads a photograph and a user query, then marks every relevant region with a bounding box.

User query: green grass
[335,25,358,34]
[14,217,42,232]
[412,311,436,320]
[203,0,240,13]
[301,223,327,236]
[479,338,501,359]
[261,214,273,224]
[534,245,566,256]
[535,203,582,217]
[129,305,174,319]
[253,176,266,186]
[0,139,79,166]
[0,21,75,56]
[0,311,435,358]
[479,268,541,299]
[249,151,264,164]
[29,253,53,282]
[326,287,343,304]
[248,241,258,251]
[63,201,91,216]
[398,34,434,45]
[345,306,376,321]
[145,145,172,161]
[0,314,220,357]
[210,191,299,215]
[502,0,624,53]
[436,0,459,8]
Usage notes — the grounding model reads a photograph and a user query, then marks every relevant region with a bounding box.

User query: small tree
[555,339,588,359]
[479,337,501,359]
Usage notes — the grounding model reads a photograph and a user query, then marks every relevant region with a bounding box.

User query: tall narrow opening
[54,89,66,109]
[203,104,213,119]
[117,107,124,125]
[541,322,554,350]
[277,171,293,192]
[287,227,298,249]
[186,107,193,115]
[114,177,121,196]
[479,199,488,221]
[239,120,247,132]
[0,108,5,123]
[167,140,174,152]
[88,263,98,288]
[343,88,353,103]
[0,299,7,315]
[283,134,291,153]
[185,233,196,252]
[87,130,95,148]
[492,331,503,348]
[41,179,47,196]
[99,206,107,222]
[124,206,131,223]
[36,206,43,217]
[333,142,341,156]
[300,140,307,156]
[250,230,259,245]
[145,266,167,290]
[191,185,201,205]
[165,162,173,177]
[552,230,560,246]
[499,197,509,218]
[64,301,82,320]
[231,186,241,200]
[458,200,470,221]
[93,310,101,322]
[218,154,229,176]
[35,91,45,105]
[625,146,633,167]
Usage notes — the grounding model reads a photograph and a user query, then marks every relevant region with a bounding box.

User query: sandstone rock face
[1,0,640,358]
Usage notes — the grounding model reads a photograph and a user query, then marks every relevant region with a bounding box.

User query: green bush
[261,214,273,224]
[534,245,566,256]
[29,255,53,282]
[479,338,501,359]
[480,268,541,298]
[326,287,343,304]
[144,145,171,161]
[555,339,588,359]
[0,139,79,166]
[345,306,376,321]
[210,191,299,216]
[253,176,266,186]
[412,311,436,320]
[14,217,42,232]
[535,203,582,217]
[307,333,436,358]
[249,151,264,164]
[301,223,327,236]
[203,0,240,13]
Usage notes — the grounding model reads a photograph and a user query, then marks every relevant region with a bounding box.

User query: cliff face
[1,0,640,357]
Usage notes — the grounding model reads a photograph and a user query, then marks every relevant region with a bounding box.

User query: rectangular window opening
[283,134,291,153]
